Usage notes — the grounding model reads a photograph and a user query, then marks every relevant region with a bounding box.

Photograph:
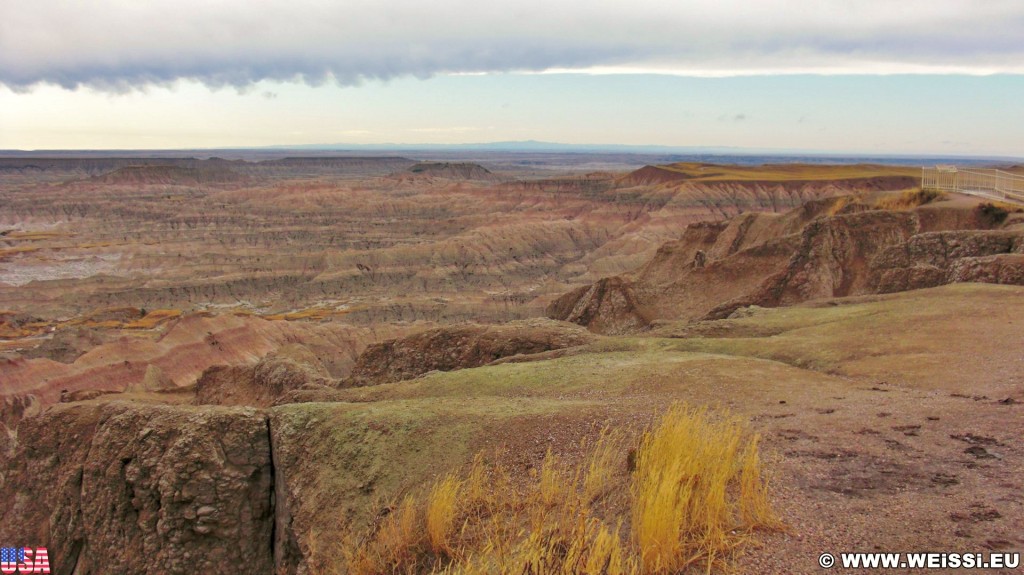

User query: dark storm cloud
[2,0,1022,91]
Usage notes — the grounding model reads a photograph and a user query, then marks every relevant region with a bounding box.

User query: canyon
[2,155,1022,574]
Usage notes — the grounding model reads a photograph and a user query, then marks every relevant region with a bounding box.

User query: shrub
[976,201,1023,225]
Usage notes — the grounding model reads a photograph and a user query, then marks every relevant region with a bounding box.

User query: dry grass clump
[263,306,348,321]
[427,474,463,555]
[873,188,946,211]
[124,308,182,329]
[631,405,780,573]
[329,404,778,575]
[826,195,860,216]
[342,496,423,575]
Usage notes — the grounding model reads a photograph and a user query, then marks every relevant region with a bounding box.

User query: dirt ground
[336,283,1023,574]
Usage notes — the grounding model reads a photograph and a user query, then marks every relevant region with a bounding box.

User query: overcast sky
[2,0,1023,155]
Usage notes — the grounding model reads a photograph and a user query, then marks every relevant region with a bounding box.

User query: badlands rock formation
[5,158,1020,574]
[346,318,594,386]
[550,195,1024,331]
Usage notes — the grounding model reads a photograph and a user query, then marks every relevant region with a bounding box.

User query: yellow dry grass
[631,405,779,574]
[581,429,623,504]
[825,195,860,216]
[327,404,778,575]
[655,162,918,183]
[462,453,491,509]
[426,474,463,556]
[263,306,349,321]
[343,496,424,575]
[537,448,565,509]
[79,320,123,329]
[5,230,68,240]
[124,309,182,329]
[873,188,946,211]
[0,246,45,257]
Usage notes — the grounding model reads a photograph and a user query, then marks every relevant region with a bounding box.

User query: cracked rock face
[870,231,1024,292]
[0,401,273,575]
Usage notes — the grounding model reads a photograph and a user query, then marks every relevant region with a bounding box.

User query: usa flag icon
[0,547,22,575]
[0,547,50,574]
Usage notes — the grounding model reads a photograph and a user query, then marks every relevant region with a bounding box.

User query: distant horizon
[1,140,1022,163]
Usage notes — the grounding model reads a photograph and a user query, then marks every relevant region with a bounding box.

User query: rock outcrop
[0,393,41,432]
[346,318,595,386]
[870,230,1024,293]
[0,401,274,575]
[546,277,649,335]
[92,165,247,186]
[2,396,469,575]
[1,313,377,412]
[548,206,811,332]
[947,254,1024,284]
[401,162,500,181]
[755,210,920,305]
[195,344,333,407]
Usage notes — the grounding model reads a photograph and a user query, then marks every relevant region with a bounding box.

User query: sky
[1,0,1023,156]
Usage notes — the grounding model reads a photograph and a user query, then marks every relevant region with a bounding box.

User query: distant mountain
[2,143,1021,167]
[263,140,766,155]
[258,140,1024,165]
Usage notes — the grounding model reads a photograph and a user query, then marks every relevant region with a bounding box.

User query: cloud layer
[2,0,1023,91]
